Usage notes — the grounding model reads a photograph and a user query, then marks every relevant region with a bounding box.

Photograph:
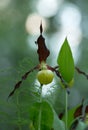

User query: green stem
[39,85,43,102]
[65,89,68,130]
[38,84,43,130]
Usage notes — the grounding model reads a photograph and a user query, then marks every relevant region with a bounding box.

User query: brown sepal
[74,105,83,118]
[35,23,50,62]
[74,101,88,118]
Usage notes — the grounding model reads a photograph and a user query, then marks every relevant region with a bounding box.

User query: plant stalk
[38,84,43,130]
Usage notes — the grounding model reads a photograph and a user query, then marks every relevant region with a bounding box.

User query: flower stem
[39,84,43,102]
[38,84,43,130]
[65,89,68,130]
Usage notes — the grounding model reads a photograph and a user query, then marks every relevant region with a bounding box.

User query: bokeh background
[0,0,88,129]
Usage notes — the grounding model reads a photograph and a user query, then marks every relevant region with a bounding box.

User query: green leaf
[69,120,87,130]
[62,105,80,128]
[53,110,65,130]
[57,38,74,83]
[29,101,54,130]
[75,121,87,130]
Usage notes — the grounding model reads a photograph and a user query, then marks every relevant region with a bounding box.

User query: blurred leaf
[57,38,74,83]
[68,106,80,126]
[29,101,54,130]
[70,120,87,130]
[75,121,87,130]
[53,110,65,130]
[61,105,80,128]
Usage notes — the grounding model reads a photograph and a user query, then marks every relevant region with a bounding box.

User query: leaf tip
[40,21,43,34]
